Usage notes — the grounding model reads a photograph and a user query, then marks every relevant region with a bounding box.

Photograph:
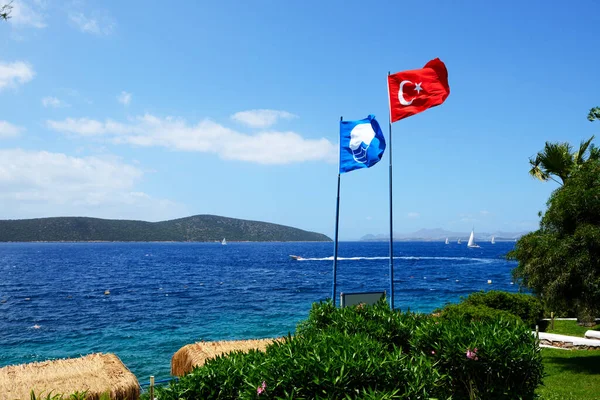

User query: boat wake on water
[290,256,493,263]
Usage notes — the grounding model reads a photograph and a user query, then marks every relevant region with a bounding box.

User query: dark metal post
[388,72,395,309]
[332,116,342,306]
[332,173,341,306]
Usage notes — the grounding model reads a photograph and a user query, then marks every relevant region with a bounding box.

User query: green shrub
[411,317,543,400]
[155,348,266,399]
[296,299,429,352]
[29,391,109,400]
[155,332,443,399]
[461,290,544,327]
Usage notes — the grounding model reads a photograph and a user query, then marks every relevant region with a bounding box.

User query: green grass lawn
[538,348,600,400]
[541,319,600,337]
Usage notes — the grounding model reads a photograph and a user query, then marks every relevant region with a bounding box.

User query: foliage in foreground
[509,160,600,323]
[29,391,110,400]
[295,299,430,352]
[157,331,440,399]
[410,317,542,399]
[152,300,543,400]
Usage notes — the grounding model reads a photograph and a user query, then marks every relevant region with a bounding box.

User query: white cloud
[231,109,297,128]
[8,1,46,29]
[0,61,35,90]
[480,210,490,216]
[69,12,115,35]
[42,96,69,108]
[0,150,142,193]
[46,114,337,165]
[0,149,185,220]
[407,212,420,218]
[47,118,135,137]
[0,121,24,138]
[117,91,131,106]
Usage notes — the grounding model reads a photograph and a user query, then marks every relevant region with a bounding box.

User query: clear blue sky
[1,0,598,240]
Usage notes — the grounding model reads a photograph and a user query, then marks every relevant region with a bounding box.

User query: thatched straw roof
[0,353,139,400]
[171,338,278,377]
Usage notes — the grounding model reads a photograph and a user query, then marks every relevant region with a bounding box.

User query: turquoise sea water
[0,241,518,382]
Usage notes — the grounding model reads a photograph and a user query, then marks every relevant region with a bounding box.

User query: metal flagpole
[388,72,395,310]
[332,116,342,306]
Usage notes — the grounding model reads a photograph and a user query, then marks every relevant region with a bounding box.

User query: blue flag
[339,115,386,173]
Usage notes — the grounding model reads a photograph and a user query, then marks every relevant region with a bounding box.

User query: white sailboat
[445,237,449,245]
[457,238,461,244]
[467,229,480,248]
[491,236,496,244]
[221,238,227,245]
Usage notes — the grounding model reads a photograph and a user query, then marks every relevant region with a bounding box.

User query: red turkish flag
[388,58,450,122]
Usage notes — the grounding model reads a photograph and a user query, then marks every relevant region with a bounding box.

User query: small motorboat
[289,255,303,260]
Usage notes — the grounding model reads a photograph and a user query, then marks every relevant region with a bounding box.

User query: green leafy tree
[1,2,12,21]
[528,135,599,185]
[509,159,600,323]
[588,107,600,122]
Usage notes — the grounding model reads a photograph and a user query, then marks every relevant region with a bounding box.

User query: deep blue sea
[0,241,518,382]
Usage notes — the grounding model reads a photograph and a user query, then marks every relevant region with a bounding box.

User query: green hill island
[0,215,332,242]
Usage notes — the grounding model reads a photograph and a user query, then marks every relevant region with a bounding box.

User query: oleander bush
[155,331,442,399]
[150,298,543,399]
[296,298,429,351]
[411,317,543,399]
[29,391,110,400]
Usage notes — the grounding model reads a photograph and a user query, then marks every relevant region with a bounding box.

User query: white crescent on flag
[398,80,414,106]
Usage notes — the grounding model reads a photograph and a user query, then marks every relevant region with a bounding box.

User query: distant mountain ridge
[0,215,332,242]
[361,228,528,242]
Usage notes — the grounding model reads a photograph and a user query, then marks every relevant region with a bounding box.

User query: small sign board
[340,291,386,308]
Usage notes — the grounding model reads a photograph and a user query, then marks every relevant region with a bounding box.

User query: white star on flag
[414,82,423,93]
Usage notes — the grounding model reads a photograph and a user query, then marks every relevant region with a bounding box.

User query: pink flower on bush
[431,350,435,355]
[466,348,479,360]
[257,381,267,395]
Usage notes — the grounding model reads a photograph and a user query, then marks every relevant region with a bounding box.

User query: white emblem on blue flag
[349,123,376,164]
[339,115,386,174]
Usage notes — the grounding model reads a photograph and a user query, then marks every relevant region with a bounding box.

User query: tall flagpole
[332,116,342,307]
[388,72,395,310]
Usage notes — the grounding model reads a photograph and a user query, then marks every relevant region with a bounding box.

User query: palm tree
[529,136,597,185]
[588,107,600,122]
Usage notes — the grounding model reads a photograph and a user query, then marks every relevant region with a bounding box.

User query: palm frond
[574,135,595,165]
[588,144,600,162]
[528,157,548,182]
[533,142,573,184]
